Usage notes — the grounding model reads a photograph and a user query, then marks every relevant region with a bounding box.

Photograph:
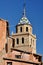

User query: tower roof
[18,4,31,25]
[19,17,31,24]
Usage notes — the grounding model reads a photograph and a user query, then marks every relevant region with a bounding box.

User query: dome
[18,16,31,25]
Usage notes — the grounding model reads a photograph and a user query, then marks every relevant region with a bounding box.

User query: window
[12,39,15,48]
[22,38,24,43]
[17,38,19,44]
[15,55,21,59]
[26,27,28,32]
[7,62,12,65]
[20,27,22,32]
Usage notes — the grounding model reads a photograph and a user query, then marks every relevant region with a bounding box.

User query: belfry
[11,3,36,53]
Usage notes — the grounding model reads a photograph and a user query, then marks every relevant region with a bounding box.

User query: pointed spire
[19,2,31,25]
[23,3,26,17]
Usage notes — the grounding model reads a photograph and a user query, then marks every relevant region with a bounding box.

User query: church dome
[19,16,31,24]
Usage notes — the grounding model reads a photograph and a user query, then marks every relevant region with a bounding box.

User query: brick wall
[0,19,9,51]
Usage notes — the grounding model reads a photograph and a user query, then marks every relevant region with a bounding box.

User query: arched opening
[26,27,28,32]
[20,27,22,32]
[22,37,24,44]
[17,38,19,44]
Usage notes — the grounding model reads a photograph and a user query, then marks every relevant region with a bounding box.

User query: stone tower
[11,5,36,53]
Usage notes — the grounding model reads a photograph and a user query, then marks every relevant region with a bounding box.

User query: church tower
[11,4,36,53]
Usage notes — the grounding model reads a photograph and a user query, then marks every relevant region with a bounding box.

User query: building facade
[0,19,9,65]
[0,5,42,65]
[0,19,9,51]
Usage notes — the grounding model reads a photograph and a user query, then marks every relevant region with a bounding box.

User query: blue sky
[0,0,43,58]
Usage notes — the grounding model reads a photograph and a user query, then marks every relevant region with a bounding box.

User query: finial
[23,3,26,17]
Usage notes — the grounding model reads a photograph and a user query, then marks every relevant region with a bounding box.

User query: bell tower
[12,4,36,53]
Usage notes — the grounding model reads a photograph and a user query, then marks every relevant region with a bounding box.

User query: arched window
[26,27,28,32]
[22,37,24,43]
[17,38,19,44]
[12,39,15,48]
[20,27,22,32]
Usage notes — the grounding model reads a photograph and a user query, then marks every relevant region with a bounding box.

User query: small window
[20,27,22,32]
[7,62,12,65]
[22,38,24,43]
[26,27,28,32]
[17,38,19,44]
[15,55,21,59]
[12,39,15,48]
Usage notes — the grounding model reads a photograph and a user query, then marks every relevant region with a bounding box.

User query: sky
[0,0,43,59]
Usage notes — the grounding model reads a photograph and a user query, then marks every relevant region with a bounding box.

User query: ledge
[3,58,41,64]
